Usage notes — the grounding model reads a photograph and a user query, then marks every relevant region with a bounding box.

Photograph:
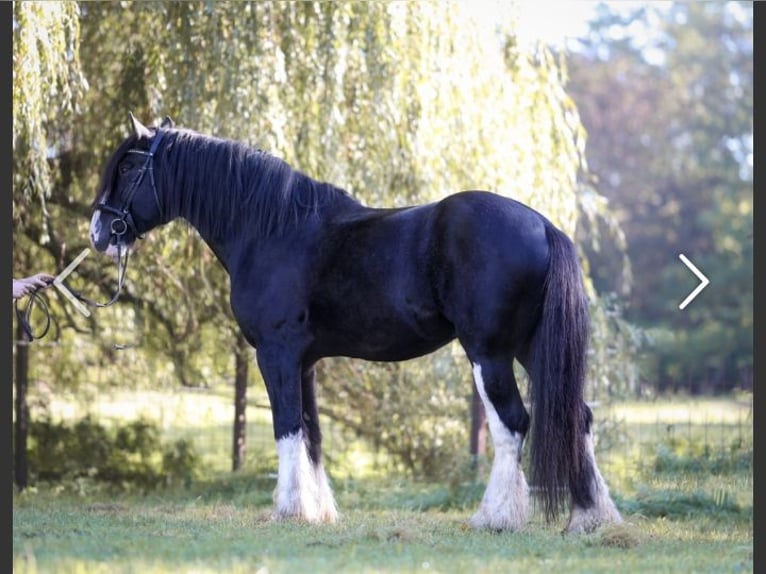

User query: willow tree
[12,1,86,490]
[13,2,84,229]
[14,1,630,479]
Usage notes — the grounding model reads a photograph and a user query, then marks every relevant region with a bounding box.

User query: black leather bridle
[95,129,166,242]
[83,129,167,308]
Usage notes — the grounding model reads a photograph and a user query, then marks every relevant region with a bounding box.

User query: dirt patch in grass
[597,523,643,549]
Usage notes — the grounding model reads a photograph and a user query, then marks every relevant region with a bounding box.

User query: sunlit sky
[472,1,661,49]
[515,0,606,47]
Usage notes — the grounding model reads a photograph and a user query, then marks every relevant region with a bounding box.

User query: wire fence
[597,409,752,476]
[16,360,753,482]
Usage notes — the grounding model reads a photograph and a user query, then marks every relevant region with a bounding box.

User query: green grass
[14,394,753,573]
[13,485,752,574]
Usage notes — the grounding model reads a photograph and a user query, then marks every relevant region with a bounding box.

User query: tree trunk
[469,385,487,470]
[14,321,30,491]
[232,334,249,472]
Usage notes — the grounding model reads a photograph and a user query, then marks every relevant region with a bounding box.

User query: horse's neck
[172,164,360,272]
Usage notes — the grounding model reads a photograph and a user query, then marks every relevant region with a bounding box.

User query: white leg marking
[313,461,339,523]
[275,429,320,521]
[274,429,337,523]
[566,433,622,533]
[469,363,530,531]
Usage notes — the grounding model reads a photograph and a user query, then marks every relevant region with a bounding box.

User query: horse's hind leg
[566,404,622,533]
[468,356,531,531]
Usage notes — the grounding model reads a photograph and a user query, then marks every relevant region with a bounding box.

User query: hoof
[565,500,622,534]
[469,499,530,532]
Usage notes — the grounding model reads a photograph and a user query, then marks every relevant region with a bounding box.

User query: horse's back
[432,191,550,256]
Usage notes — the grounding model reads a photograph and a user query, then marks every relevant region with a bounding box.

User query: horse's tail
[527,222,594,522]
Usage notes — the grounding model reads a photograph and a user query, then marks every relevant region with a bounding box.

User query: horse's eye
[119,163,131,175]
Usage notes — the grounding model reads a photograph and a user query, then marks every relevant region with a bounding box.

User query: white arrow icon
[678,253,709,310]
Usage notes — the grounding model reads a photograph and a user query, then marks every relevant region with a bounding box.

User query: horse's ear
[128,112,152,139]
[160,116,175,129]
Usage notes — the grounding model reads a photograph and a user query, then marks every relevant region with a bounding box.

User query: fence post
[232,334,249,472]
[14,321,31,491]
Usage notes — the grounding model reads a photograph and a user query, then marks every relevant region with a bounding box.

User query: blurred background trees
[12,1,751,482]
[566,2,752,394]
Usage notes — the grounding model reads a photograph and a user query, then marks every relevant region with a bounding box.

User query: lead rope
[69,242,131,309]
[15,291,52,341]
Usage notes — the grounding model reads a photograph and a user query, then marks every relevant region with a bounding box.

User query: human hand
[12,273,55,299]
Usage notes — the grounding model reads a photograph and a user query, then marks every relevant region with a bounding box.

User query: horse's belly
[311,306,456,362]
[354,325,456,362]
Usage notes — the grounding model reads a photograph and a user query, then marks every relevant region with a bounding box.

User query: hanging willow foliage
[13,1,86,238]
[74,2,586,228]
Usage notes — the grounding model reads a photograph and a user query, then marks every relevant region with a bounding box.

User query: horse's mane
[164,129,360,239]
[100,127,358,239]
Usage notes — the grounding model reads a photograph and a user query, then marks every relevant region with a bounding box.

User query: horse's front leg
[256,348,336,523]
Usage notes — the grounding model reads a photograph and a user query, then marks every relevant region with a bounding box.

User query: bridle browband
[82,129,167,308]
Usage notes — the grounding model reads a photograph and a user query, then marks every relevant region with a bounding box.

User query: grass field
[13,392,753,573]
[12,489,752,573]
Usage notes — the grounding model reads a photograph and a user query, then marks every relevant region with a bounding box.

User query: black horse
[90,115,621,533]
